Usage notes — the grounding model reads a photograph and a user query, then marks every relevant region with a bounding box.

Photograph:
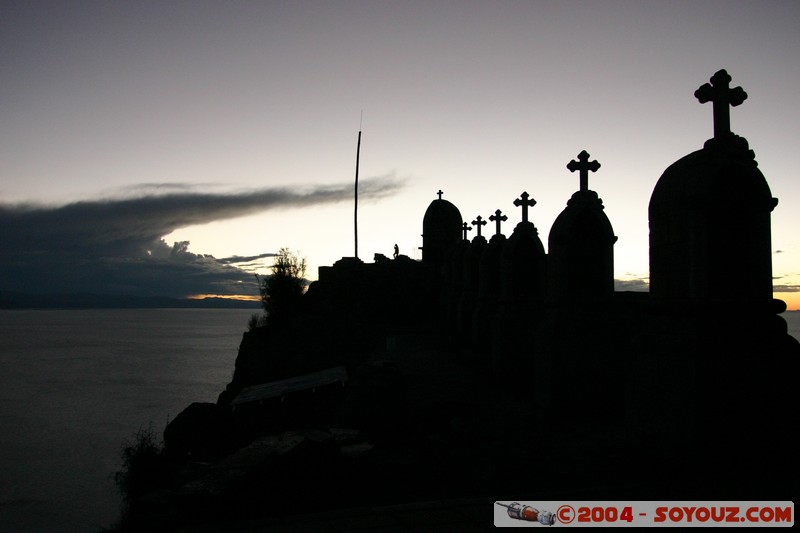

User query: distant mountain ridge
[0,291,261,309]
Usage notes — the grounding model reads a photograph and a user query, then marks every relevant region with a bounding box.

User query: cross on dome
[436,189,444,200]
[513,192,536,223]
[489,209,507,236]
[461,221,473,240]
[694,69,747,139]
[472,215,487,238]
[566,150,600,193]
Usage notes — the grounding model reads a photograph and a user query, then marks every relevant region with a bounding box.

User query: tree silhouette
[257,247,307,322]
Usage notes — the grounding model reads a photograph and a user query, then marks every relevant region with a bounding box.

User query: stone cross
[566,150,601,193]
[437,189,444,200]
[513,192,536,223]
[472,215,487,238]
[694,69,747,139]
[462,221,473,240]
[489,209,507,236]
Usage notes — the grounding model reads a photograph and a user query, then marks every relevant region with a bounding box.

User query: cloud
[216,252,280,273]
[774,284,800,293]
[111,182,224,196]
[0,176,403,298]
[217,253,278,265]
[1,174,403,255]
[614,277,650,292]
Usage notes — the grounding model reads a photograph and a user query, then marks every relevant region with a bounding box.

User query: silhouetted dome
[548,190,616,300]
[549,190,615,247]
[649,135,778,301]
[423,198,461,230]
[650,136,773,212]
[500,221,546,301]
[422,198,462,263]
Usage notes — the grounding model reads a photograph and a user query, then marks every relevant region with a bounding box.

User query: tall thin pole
[354,115,362,259]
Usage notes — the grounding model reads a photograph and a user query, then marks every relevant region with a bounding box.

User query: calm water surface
[783,310,800,341]
[0,308,255,533]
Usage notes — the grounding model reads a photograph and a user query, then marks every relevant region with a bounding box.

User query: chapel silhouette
[311,69,799,461]
[161,72,798,528]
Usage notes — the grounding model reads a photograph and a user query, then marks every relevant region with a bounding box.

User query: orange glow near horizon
[188,292,799,308]
[775,292,800,312]
[187,294,261,302]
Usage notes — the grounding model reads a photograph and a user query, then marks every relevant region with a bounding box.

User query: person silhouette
[393,244,399,259]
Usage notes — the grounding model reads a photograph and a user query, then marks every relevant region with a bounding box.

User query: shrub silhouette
[247,312,267,331]
[257,247,307,323]
[114,424,174,524]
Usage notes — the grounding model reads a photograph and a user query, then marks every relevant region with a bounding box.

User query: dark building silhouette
[421,190,462,264]
[537,152,621,417]
[548,151,617,302]
[631,70,796,466]
[492,192,547,386]
[155,70,798,531]
[651,70,776,303]
[297,71,796,443]
[650,144,776,302]
[457,216,488,340]
[471,210,508,353]
[444,222,472,332]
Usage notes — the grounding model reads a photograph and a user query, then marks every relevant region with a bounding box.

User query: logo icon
[496,502,556,525]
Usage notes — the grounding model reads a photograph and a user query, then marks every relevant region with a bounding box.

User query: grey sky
[1,1,798,303]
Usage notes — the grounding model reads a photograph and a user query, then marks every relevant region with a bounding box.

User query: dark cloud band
[0,175,403,298]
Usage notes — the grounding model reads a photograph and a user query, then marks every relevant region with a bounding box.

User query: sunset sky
[1,1,799,309]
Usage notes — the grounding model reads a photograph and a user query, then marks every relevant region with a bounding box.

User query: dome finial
[695,69,748,139]
[566,150,601,193]
[489,209,508,236]
[513,192,537,223]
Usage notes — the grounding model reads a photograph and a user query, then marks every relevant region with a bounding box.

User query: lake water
[0,309,798,532]
[782,310,800,343]
[0,308,256,533]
